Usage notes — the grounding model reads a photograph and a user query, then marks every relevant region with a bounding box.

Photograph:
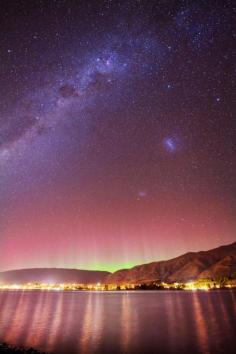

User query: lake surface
[0,290,235,354]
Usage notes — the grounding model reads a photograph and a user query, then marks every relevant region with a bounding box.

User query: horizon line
[1,240,235,274]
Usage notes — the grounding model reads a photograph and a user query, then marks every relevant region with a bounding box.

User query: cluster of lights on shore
[0,281,235,292]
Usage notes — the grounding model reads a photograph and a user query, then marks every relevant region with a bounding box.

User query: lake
[0,290,235,354]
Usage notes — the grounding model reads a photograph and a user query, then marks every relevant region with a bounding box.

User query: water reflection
[0,290,235,354]
[120,293,134,353]
[192,291,210,353]
[79,292,104,353]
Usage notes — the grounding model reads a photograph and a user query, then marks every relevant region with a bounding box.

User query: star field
[0,0,235,272]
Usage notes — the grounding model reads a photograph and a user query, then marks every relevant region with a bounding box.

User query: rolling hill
[0,268,110,285]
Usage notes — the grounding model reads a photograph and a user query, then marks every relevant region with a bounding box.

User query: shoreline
[0,343,46,354]
[0,287,235,293]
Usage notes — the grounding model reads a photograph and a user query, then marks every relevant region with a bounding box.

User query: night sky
[0,0,235,272]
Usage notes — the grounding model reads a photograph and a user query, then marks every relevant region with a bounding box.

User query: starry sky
[0,0,235,272]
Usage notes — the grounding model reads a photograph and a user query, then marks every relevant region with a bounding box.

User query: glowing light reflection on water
[0,290,235,354]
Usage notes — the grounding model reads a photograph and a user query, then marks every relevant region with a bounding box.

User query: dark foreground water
[0,290,235,354]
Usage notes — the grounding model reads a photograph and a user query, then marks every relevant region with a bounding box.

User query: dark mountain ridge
[0,242,236,285]
[107,241,236,284]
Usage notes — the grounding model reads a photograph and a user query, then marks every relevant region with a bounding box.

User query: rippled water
[0,290,235,354]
